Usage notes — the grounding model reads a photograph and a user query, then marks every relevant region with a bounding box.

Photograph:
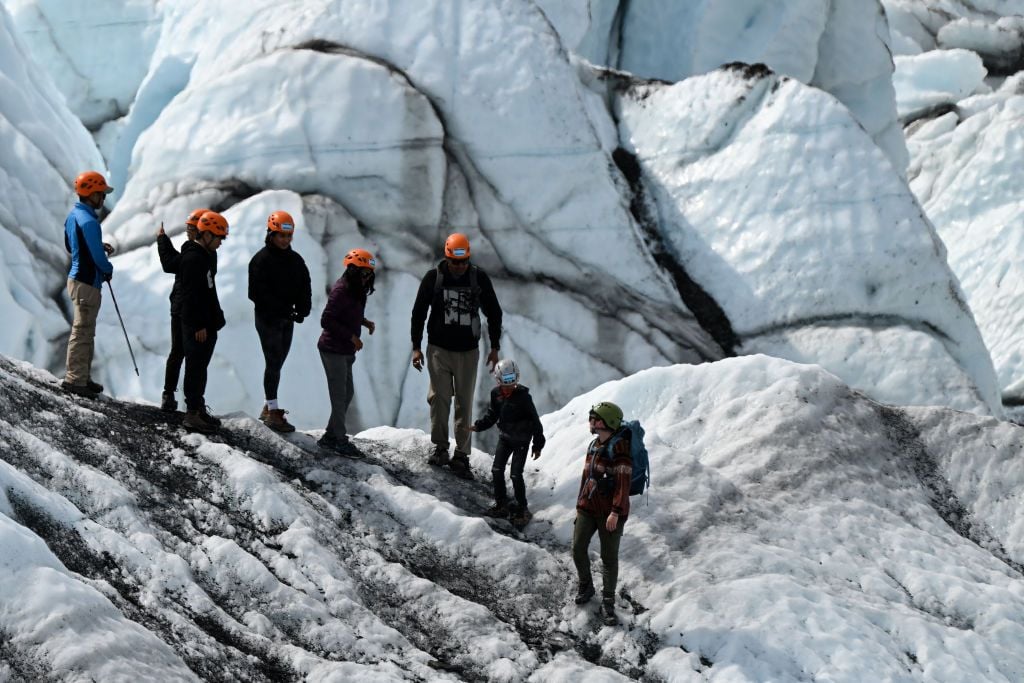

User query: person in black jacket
[180,211,229,434]
[471,359,544,526]
[155,208,208,412]
[247,210,312,432]
[410,232,503,478]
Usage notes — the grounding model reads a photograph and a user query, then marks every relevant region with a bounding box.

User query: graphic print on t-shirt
[443,288,473,327]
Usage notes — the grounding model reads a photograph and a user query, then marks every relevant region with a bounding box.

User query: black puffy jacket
[248,245,312,321]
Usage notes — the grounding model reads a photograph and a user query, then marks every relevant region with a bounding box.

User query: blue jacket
[64,202,113,288]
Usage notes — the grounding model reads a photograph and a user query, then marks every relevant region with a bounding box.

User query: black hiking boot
[160,391,177,413]
[336,440,365,459]
[484,502,509,518]
[61,380,98,399]
[85,379,104,394]
[183,410,217,434]
[317,433,339,451]
[449,451,474,480]
[427,446,450,467]
[600,599,619,626]
[574,583,595,605]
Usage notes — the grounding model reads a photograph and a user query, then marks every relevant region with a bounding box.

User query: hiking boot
[484,502,509,518]
[183,410,217,434]
[61,380,98,399]
[264,408,295,433]
[574,583,596,605]
[85,379,104,394]
[510,508,533,528]
[600,599,619,626]
[449,451,474,480]
[317,433,339,450]
[259,404,270,422]
[198,407,221,427]
[427,446,450,467]
[160,391,178,413]
[336,440,365,459]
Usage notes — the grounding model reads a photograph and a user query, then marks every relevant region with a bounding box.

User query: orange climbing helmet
[444,233,470,260]
[343,248,376,270]
[186,208,210,228]
[267,210,295,233]
[197,211,229,237]
[74,171,113,196]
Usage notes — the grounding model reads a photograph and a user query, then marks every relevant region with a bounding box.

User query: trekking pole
[106,281,140,376]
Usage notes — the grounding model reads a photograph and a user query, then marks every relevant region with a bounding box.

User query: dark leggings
[254,312,294,400]
[182,327,217,411]
[163,313,184,394]
[492,439,528,509]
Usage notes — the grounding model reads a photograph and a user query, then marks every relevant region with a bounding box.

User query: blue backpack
[607,420,650,496]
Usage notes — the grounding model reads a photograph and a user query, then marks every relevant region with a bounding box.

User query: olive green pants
[571,509,624,600]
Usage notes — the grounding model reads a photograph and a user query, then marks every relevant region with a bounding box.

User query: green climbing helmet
[589,401,623,431]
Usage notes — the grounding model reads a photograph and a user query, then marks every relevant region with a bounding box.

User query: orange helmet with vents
[74,171,113,196]
[267,210,295,233]
[186,208,210,228]
[343,248,376,270]
[444,233,470,260]
[197,211,229,237]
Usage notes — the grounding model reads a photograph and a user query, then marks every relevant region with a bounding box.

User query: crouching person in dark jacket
[180,211,229,434]
[248,210,312,433]
[471,359,544,527]
[317,248,376,458]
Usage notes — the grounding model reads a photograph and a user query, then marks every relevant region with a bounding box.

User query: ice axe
[107,280,140,377]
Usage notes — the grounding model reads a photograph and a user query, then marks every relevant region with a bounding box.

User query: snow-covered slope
[885,5,1024,403]
[0,0,1004,430]
[3,354,1024,681]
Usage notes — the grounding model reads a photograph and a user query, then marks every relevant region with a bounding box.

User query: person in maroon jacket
[317,248,376,458]
[572,401,632,626]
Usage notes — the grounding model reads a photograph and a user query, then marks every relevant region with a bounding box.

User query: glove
[290,312,305,324]
[103,271,113,282]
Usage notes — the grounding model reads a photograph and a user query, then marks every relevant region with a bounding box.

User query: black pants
[254,312,294,400]
[183,326,217,411]
[163,312,184,394]
[492,438,529,510]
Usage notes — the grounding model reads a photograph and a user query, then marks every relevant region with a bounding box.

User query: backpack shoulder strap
[433,263,444,293]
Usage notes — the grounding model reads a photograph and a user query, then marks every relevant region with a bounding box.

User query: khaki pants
[65,279,102,385]
[426,344,479,454]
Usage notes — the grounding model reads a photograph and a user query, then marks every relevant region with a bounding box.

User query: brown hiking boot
[183,410,217,434]
[427,445,450,466]
[264,408,295,433]
[259,404,269,422]
[198,407,222,427]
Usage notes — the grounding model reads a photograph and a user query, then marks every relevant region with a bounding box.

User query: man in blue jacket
[63,171,115,398]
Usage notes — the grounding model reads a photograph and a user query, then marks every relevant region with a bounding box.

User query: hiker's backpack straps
[433,263,481,304]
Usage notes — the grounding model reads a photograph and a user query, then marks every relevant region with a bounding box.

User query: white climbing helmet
[494,359,520,386]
